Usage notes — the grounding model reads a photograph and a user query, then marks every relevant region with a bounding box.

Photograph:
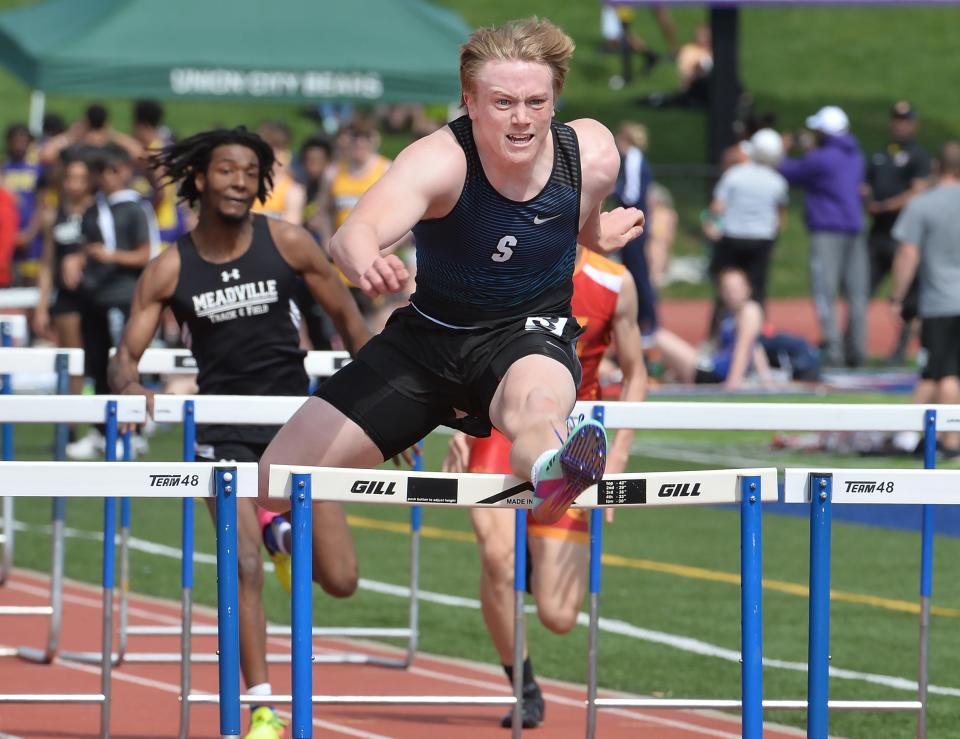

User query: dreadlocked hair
[147,126,275,207]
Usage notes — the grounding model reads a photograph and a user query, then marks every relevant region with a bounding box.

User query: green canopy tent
[0,0,471,130]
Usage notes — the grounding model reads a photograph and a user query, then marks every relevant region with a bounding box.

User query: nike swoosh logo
[533,214,561,225]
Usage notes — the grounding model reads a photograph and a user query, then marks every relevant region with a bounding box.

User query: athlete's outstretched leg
[490,354,606,524]
[489,354,576,478]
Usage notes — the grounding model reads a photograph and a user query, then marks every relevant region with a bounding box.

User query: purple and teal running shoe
[531,416,607,525]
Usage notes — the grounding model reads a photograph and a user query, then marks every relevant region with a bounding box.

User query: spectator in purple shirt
[780,106,868,367]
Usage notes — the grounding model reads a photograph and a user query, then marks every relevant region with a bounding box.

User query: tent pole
[29,91,46,136]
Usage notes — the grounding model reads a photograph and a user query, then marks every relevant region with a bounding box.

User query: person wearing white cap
[708,127,789,308]
[780,106,868,368]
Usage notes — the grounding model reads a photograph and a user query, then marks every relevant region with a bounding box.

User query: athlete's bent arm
[269,220,370,356]
[329,130,463,298]
[571,119,645,254]
[32,208,56,337]
[108,250,179,414]
[607,271,647,475]
[890,241,920,324]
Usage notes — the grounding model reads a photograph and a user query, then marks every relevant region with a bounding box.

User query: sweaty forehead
[210,144,260,168]
[475,60,553,96]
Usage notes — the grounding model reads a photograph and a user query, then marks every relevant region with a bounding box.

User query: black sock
[503,657,537,691]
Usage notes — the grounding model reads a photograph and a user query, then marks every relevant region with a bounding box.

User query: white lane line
[405,664,745,739]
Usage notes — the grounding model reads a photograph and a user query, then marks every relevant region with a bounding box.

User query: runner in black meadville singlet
[168,214,308,459]
[316,115,584,455]
[108,128,371,737]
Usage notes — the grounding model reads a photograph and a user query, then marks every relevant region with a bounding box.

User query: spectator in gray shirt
[709,128,788,307]
[891,141,960,455]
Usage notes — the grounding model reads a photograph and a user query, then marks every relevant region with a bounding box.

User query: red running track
[0,570,810,738]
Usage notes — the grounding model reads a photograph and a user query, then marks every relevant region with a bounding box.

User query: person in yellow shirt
[253,121,306,226]
[327,119,391,234]
[322,119,393,312]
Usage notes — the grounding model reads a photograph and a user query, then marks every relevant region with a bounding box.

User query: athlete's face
[6,131,31,162]
[302,146,329,181]
[718,271,751,310]
[465,60,555,167]
[61,160,90,202]
[198,145,260,223]
[890,116,916,144]
[347,133,378,168]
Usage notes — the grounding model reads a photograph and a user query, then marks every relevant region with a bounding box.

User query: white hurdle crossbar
[0,347,85,378]
[0,288,40,310]
[114,346,351,378]
[0,459,256,738]
[574,400,960,433]
[266,463,778,739]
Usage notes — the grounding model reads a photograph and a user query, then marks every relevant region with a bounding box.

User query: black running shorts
[315,305,583,459]
[195,441,268,464]
[919,315,960,381]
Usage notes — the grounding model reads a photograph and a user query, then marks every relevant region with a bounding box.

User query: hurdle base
[16,645,58,664]
[593,698,922,712]
[126,624,412,638]
[0,693,104,703]
[121,651,410,667]
[0,605,52,616]
[59,649,125,667]
[188,693,516,706]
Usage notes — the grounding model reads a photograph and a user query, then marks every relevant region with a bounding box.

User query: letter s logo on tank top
[491,235,517,263]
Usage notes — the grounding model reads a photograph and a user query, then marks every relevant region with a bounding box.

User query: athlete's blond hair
[459,17,575,107]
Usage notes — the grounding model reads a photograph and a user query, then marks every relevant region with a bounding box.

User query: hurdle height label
[598,479,646,505]
[407,477,459,504]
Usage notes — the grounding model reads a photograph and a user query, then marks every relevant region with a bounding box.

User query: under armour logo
[221,269,240,282]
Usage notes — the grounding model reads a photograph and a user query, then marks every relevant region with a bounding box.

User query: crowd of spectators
[607,97,953,395]
[0,99,435,456]
[597,2,951,391]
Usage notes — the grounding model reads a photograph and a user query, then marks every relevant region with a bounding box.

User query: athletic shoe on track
[268,551,292,594]
[65,429,105,460]
[531,416,607,525]
[262,517,292,594]
[244,706,286,739]
[500,681,545,728]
